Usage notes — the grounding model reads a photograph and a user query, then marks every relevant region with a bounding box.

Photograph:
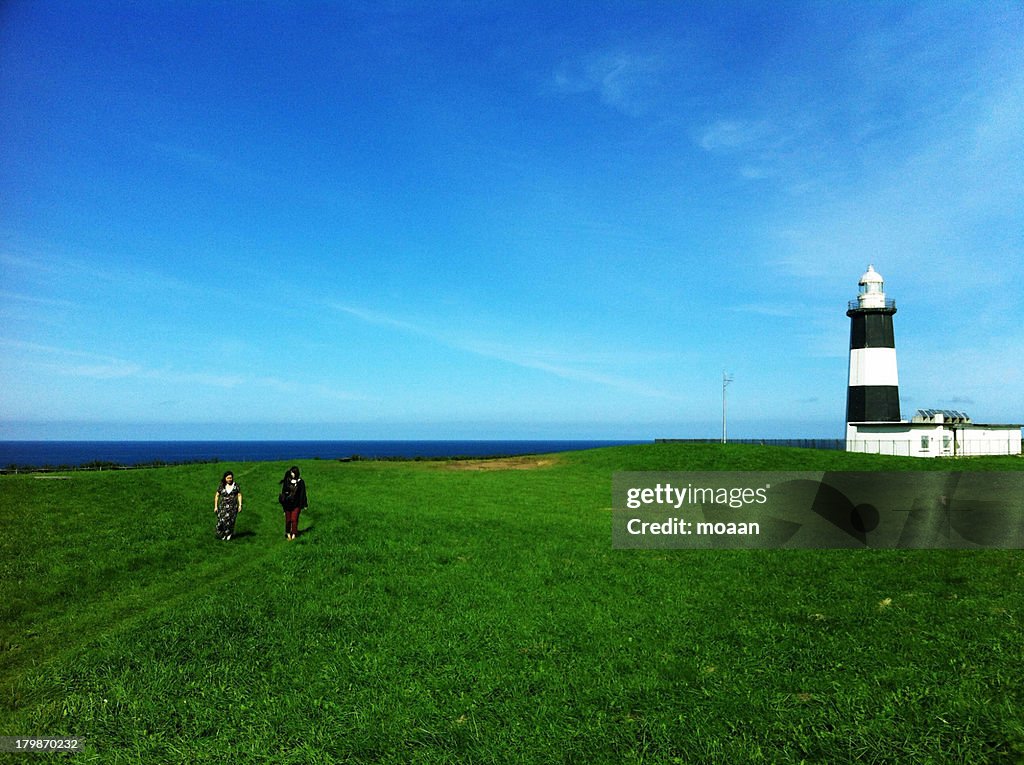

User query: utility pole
[722,371,734,443]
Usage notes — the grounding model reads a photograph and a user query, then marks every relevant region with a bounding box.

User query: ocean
[0,440,648,469]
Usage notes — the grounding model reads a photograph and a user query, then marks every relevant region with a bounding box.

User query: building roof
[913,408,972,423]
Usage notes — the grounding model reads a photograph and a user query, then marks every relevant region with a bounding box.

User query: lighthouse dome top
[859,264,884,285]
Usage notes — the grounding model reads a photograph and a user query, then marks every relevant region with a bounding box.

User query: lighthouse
[846,265,900,423]
[840,265,1020,457]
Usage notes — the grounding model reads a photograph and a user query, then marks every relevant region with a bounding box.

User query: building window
[943,436,951,451]
[920,436,929,450]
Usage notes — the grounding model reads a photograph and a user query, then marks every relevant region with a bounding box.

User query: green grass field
[2,443,1023,763]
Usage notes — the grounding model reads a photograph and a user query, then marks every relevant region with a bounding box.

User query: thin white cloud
[0,340,144,379]
[150,141,223,169]
[551,49,667,117]
[252,375,368,403]
[728,303,802,318]
[0,290,78,308]
[148,137,266,190]
[0,340,235,384]
[1,243,198,298]
[0,338,364,401]
[738,165,774,181]
[699,120,769,151]
[329,302,682,401]
[459,338,680,400]
[330,304,427,336]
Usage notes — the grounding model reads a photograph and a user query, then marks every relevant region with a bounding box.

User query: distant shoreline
[0,438,884,473]
[0,439,647,472]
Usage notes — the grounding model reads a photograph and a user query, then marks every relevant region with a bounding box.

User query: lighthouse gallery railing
[848,299,896,311]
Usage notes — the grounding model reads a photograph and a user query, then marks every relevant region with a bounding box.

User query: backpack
[279,479,299,507]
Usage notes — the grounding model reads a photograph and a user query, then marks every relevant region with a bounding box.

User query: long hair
[218,470,235,491]
[280,465,301,485]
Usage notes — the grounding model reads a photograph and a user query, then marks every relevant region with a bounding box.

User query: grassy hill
[2,443,1022,763]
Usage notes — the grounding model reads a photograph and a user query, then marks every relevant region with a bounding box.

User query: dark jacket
[279,478,308,511]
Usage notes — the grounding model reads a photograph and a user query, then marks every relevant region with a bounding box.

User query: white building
[844,266,1021,458]
[847,409,1023,457]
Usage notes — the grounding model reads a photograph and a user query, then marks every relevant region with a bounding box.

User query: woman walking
[278,466,308,540]
[214,470,242,540]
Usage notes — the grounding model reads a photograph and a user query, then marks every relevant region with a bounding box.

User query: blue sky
[1,1,1022,440]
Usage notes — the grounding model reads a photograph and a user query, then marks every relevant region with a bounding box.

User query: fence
[845,439,913,457]
[659,438,1023,457]
[0,460,217,476]
[951,440,1023,457]
[655,439,845,450]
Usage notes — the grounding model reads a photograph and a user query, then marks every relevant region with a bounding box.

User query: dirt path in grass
[440,455,561,471]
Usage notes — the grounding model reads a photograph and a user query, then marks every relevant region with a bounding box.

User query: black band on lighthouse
[848,311,896,349]
[846,386,901,422]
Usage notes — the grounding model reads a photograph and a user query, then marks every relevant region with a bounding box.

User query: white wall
[957,427,1023,456]
[846,423,1022,458]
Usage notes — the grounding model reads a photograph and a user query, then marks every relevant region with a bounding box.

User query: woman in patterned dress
[214,470,242,540]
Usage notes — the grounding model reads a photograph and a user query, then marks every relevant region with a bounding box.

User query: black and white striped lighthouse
[846,265,900,422]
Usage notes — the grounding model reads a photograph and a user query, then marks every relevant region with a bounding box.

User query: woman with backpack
[278,465,308,541]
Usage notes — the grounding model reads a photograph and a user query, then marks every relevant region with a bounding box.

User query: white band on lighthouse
[848,348,899,387]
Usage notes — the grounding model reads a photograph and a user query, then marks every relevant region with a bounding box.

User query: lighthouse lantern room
[856,264,887,308]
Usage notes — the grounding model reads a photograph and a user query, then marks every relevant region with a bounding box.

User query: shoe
[226,535,232,541]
